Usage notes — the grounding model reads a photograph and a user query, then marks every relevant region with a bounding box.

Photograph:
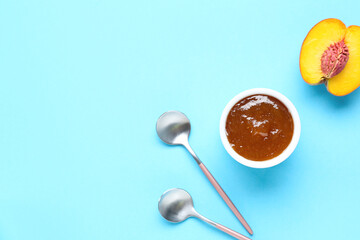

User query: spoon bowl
[158,188,194,223]
[156,111,190,145]
[158,188,251,240]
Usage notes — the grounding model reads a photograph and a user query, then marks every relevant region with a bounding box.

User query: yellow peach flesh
[327,25,360,96]
[300,19,346,85]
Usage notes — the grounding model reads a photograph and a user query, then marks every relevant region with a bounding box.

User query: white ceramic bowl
[220,88,301,168]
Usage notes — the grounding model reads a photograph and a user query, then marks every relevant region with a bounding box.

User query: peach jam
[225,94,294,161]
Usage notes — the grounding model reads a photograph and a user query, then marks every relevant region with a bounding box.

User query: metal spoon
[158,188,251,240]
[156,111,253,235]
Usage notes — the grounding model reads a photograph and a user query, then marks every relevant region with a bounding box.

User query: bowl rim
[219,88,301,168]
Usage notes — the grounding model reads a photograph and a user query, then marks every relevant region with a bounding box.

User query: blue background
[1,0,360,239]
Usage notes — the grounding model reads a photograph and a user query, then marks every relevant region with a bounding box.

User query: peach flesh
[300,19,360,96]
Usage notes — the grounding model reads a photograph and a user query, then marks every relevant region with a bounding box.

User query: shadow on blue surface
[237,157,296,191]
[300,78,360,110]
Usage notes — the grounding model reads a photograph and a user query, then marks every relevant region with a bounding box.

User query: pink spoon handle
[199,163,253,235]
[215,223,251,240]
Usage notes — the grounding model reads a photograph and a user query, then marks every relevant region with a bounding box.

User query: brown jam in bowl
[225,94,294,161]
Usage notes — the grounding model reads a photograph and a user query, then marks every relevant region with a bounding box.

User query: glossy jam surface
[226,94,294,161]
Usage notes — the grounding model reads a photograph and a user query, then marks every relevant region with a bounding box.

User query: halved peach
[300,19,360,96]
